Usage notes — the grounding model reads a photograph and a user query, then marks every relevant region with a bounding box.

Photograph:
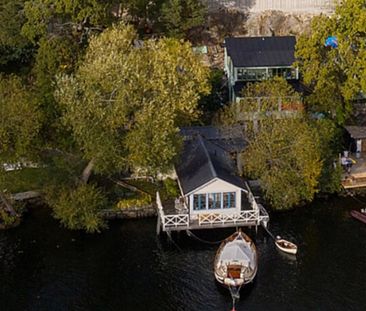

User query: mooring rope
[260,221,276,240]
[345,190,366,206]
[186,230,226,245]
[229,286,239,311]
[165,232,183,252]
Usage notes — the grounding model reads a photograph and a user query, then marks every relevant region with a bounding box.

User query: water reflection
[0,197,366,311]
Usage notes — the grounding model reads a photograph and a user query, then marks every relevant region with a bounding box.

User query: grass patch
[1,168,50,193]
[125,178,180,201]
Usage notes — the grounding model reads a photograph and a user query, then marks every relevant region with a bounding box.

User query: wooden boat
[275,237,297,255]
[351,210,366,224]
[214,230,257,291]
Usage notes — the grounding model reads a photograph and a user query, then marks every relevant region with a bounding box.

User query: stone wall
[100,205,156,220]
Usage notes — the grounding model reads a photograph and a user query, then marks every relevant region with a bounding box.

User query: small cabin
[156,126,269,232]
[342,126,366,189]
[224,36,300,103]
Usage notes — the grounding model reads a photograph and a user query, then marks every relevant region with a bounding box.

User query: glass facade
[237,68,266,81]
[236,67,297,81]
[193,192,236,210]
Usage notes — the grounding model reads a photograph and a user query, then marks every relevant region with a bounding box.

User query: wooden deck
[342,153,366,189]
[156,185,270,233]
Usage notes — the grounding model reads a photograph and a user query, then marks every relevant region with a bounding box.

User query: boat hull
[214,231,257,288]
[275,239,297,255]
[351,210,366,224]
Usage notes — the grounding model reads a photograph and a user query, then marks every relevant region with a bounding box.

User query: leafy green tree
[0,74,41,160]
[311,118,343,193]
[22,0,118,43]
[32,36,78,146]
[243,117,321,210]
[217,78,321,210]
[124,0,164,28]
[49,183,107,233]
[216,77,302,124]
[55,24,210,179]
[0,0,31,67]
[296,0,366,124]
[160,0,206,39]
[198,69,226,124]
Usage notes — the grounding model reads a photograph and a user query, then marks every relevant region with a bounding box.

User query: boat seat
[227,264,242,279]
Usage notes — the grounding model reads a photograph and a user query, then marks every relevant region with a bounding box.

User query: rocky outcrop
[245,11,314,37]
[204,10,315,69]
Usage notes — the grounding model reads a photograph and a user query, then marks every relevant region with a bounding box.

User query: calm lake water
[1,196,366,311]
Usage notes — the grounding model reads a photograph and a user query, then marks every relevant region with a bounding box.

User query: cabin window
[193,194,205,210]
[223,192,236,208]
[192,192,236,210]
[237,68,266,81]
[268,67,296,80]
[208,193,221,209]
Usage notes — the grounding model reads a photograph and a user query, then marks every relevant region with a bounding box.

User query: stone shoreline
[100,205,157,220]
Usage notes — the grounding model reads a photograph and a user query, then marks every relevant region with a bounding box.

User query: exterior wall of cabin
[360,139,366,153]
[235,66,299,81]
[224,50,300,103]
[224,48,234,102]
[186,178,244,220]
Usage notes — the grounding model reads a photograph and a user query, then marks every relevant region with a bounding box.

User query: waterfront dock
[156,185,269,233]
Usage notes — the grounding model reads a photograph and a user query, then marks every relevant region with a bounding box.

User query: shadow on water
[1,197,366,311]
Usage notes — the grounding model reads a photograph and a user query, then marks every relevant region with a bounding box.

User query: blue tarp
[325,36,338,48]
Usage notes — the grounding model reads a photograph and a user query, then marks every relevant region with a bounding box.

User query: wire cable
[186,229,226,245]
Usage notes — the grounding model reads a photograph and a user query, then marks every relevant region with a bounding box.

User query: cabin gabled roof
[225,36,296,67]
[175,135,245,195]
[180,125,246,153]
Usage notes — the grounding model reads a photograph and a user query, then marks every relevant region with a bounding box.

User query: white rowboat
[275,238,297,255]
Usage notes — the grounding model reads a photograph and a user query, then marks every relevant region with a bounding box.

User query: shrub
[116,194,151,209]
[0,210,18,227]
[49,183,107,233]
[163,178,180,198]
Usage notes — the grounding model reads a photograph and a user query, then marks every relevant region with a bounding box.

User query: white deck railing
[156,191,189,230]
[163,214,189,230]
[198,210,259,226]
[258,203,270,227]
[157,189,269,231]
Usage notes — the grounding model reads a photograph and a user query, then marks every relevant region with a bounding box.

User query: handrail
[198,210,259,226]
[163,214,189,229]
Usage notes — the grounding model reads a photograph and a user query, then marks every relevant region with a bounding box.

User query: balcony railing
[198,210,259,226]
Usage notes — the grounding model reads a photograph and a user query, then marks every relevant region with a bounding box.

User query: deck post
[166,231,172,243]
[156,211,161,235]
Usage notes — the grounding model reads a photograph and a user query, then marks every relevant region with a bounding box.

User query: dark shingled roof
[175,135,245,195]
[345,126,366,139]
[225,36,296,67]
[180,125,246,152]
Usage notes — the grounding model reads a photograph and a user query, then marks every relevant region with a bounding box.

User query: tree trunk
[0,193,17,216]
[81,158,95,184]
